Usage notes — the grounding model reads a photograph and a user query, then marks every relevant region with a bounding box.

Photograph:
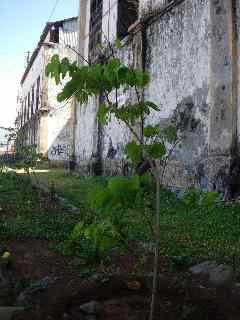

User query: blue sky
[0,0,79,127]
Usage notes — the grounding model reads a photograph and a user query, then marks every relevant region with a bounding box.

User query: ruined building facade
[18,17,78,163]
[17,1,240,195]
[74,0,240,195]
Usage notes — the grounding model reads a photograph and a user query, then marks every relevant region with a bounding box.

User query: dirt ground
[3,240,240,320]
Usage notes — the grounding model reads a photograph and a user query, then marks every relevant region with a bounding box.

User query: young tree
[46,43,179,320]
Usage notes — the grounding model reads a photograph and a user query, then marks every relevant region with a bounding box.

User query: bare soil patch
[2,240,240,320]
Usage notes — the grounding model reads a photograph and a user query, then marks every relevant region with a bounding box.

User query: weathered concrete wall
[76,0,119,174]
[144,0,210,187]
[139,0,180,16]
[102,0,118,44]
[48,107,72,161]
[20,18,78,162]
[75,36,134,175]
[76,0,212,183]
[21,46,44,113]
[21,45,44,152]
[75,97,99,162]
[102,40,133,165]
[206,0,239,197]
[75,0,240,194]
[46,43,77,161]
[236,0,240,148]
[93,0,211,185]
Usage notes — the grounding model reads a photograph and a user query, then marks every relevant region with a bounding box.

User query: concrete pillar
[38,49,50,158]
[208,0,238,196]
[38,110,49,157]
[78,0,88,63]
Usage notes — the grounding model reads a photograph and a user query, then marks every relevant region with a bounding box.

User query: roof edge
[21,16,78,85]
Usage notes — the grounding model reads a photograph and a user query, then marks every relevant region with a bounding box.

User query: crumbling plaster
[74,0,240,194]
[20,18,78,162]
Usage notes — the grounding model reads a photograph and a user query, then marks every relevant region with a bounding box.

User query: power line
[47,0,62,22]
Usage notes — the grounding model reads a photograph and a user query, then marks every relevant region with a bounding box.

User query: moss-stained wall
[143,0,210,187]
[75,0,240,195]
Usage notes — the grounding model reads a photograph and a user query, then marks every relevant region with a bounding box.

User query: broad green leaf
[108,176,127,194]
[140,173,153,189]
[143,124,160,138]
[182,188,201,207]
[118,66,129,83]
[60,57,71,78]
[145,101,161,111]
[45,55,61,84]
[163,125,178,143]
[201,191,219,207]
[145,143,166,159]
[125,141,142,163]
[107,58,121,72]
[115,38,122,49]
[130,175,140,191]
[97,103,110,124]
[125,70,136,87]
[135,71,150,87]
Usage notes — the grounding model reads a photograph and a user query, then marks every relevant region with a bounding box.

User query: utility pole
[78,0,87,63]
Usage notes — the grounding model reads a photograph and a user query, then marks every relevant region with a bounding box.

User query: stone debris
[189,261,217,275]
[0,307,24,320]
[209,264,233,287]
[190,261,234,287]
[79,301,104,316]
[16,276,57,306]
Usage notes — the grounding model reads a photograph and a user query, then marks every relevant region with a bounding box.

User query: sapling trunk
[149,177,160,320]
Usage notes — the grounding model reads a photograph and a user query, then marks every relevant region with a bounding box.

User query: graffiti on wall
[50,144,70,157]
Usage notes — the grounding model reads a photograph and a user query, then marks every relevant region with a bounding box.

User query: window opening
[89,0,103,62]
[50,25,60,43]
[27,92,31,120]
[36,76,40,111]
[117,0,139,39]
[31,85,35,116]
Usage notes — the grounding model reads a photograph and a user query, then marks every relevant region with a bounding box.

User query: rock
[65,308,85,320]
[190,261,234,287]
[16,276,56,306]
[79,301,104,316]
[0,307,24,320]
[189,261,217,275]
[0,266,10,288]
[126,280,141,291]
[209,264,233,287]
[0,268,13,306]
[85,317,97,320]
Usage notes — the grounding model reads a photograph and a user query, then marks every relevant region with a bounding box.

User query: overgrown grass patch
[2,170,240,263]
[0,172,79,250]
[34,168,106,211]
[32,170,240,261]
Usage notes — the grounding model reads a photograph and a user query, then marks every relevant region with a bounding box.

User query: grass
[33,168,104,210]
[1,169,240,264]
[0,172,79,248]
